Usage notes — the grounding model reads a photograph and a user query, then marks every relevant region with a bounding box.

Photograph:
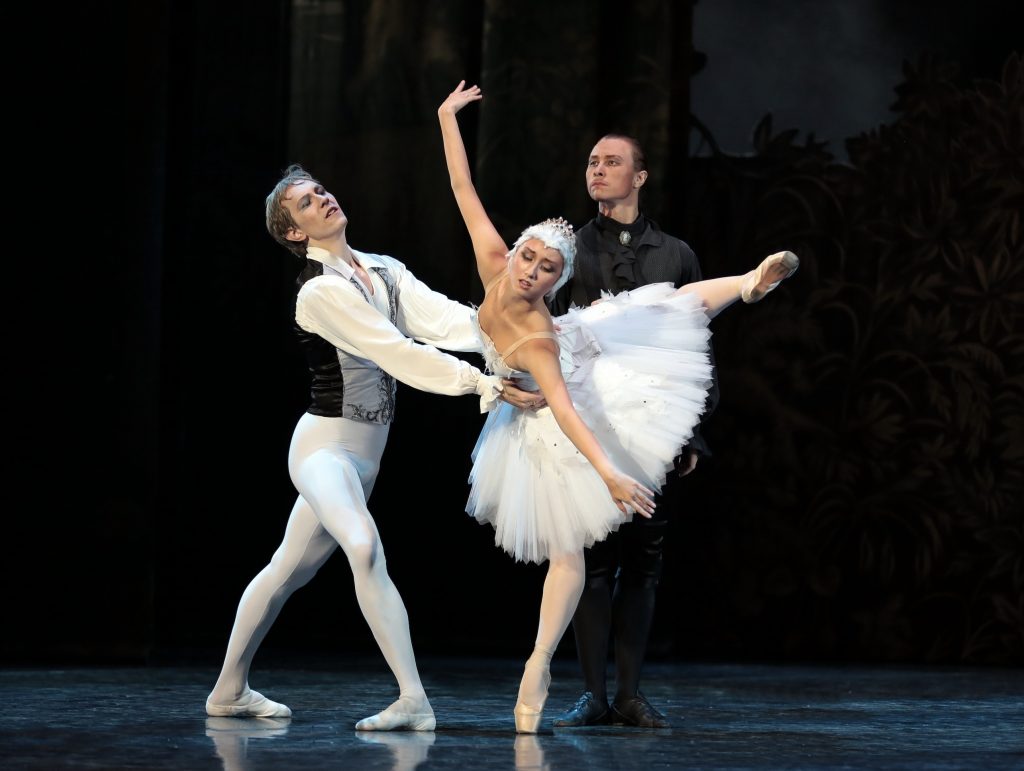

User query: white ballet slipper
[741,250,799,303]
[205,689,292,718]
[355,694,436,731]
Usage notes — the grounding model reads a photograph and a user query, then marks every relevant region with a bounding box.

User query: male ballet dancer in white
[205,165,539,730]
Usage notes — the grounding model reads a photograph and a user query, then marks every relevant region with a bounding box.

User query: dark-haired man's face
[586,138,641,205]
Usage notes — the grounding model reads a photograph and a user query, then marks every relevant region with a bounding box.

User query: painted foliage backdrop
[678,54,1024,663]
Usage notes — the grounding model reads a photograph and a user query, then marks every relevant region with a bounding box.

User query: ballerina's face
[509,238,564,300]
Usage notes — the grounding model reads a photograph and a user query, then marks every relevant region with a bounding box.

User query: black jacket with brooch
[550,215,720,457]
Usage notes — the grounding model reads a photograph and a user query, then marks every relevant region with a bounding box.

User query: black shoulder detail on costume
[644,216,665,234]
[575,219,601,250]
[677,238,697,262]
[296,258,325,291]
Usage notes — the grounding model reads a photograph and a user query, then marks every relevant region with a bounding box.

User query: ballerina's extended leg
[674,250,799,318]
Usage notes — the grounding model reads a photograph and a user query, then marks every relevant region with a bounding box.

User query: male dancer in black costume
[551,135,720,728]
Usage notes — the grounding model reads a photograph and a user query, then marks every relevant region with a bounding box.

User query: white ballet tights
[676,251,798,318]
[518,551,585,709]
[209,413,429,721]
[674,275,744,319]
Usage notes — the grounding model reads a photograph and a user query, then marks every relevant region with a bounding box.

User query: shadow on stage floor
[1,658,1021,769]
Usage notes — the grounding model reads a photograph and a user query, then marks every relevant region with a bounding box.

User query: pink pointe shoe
[514,701,544,734]
[741,250,799,303]
[513,662,551,734]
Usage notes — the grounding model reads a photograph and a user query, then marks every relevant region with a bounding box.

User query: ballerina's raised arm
[437,80,511,288]
[437,81,655,519]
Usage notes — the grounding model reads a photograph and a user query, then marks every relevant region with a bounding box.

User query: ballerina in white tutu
[438,81,799,733]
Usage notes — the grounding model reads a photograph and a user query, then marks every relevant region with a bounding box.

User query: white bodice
[473,315,603,393]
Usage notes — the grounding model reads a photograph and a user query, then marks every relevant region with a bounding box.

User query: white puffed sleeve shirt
[295,247,499,412]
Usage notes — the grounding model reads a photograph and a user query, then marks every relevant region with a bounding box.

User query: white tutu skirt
[467,283,713,563]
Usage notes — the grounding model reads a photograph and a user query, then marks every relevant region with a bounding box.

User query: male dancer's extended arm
[382,255,480,352]
[296,275,500,408]
[383,256,547,411]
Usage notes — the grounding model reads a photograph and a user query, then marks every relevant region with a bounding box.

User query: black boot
[610,518,670,728]
[610,692,669,728]
[552,691,610,727]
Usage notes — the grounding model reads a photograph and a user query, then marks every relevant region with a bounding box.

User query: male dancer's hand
[678,449,698,477]
[498,324,557,410]
[500,379,546,411]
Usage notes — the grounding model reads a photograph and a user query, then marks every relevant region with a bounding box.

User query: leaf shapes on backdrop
[680,52,1023,665]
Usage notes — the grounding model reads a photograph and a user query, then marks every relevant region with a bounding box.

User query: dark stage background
[12,1,1021,670]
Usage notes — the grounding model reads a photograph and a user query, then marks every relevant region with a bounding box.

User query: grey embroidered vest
[293,259,398,424]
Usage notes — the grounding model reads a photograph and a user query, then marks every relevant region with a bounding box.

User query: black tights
[570,508,668,703]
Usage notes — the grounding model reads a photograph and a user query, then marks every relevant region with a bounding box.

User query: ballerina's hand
[439,80,482,116]
[606,471,656,519]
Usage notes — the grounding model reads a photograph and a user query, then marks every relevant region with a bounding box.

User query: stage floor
[1,659,1021,769]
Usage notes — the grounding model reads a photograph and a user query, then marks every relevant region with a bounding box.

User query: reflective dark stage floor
[2,659,1022,769]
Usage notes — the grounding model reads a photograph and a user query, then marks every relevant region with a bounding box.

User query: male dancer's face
[283,180,348,244]
[586,138,643,207]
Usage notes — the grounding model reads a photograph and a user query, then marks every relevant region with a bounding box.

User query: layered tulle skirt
[467,283,713,563]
